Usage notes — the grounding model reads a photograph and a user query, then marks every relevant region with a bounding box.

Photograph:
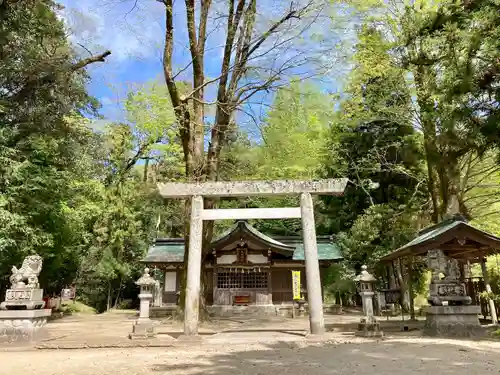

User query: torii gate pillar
[158,179,348,337]
[300,192,324,334]
[184,195,204,336]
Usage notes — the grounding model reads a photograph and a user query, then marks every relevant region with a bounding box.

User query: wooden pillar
[267,269,272,305]
[212,250,217,306]
[458,261,465,282]
[480,257,498,325]
[183,195,204,336]
[300,192,325,335]
[407,257,415,320]
[267,250,273,305]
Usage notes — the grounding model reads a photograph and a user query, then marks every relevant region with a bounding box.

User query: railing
[464,277,490,319]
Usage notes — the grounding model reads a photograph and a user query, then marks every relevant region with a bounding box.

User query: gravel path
[1,337,500,375]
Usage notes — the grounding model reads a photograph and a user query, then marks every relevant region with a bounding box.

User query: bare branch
[9,50,111,103]
[161,0,180,109]
[76,43,94,57]
[70,50,111,72]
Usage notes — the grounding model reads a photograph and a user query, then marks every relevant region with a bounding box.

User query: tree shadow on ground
[150,338,500,375]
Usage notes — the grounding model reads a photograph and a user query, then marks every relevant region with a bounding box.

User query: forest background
[1,0,499,312]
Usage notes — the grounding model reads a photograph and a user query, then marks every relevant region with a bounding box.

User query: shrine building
[142,220,342,315]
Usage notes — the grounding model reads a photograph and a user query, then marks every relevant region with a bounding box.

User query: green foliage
[337,204,419,271]
[256,81,333,180]
[124,81,183,177]
[59,301,96,315]
[394,0,500,218]
[0,0,105,293]
[1,0,499,314]
[323,263,356,302]
[320,25,426,238]
[243,82,333,236]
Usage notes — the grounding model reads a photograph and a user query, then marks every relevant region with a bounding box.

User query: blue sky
[59,0,355,136]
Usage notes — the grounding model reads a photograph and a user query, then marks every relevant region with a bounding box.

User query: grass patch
[105,308,137,314]
[60,300,96,315]
[414,294,428,308]
[491,328,500,338]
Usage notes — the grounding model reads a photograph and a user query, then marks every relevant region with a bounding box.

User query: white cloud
[59,0,165,62]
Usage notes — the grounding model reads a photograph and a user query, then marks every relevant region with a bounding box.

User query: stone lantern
[129,268,157,339]
[354,265,383,338]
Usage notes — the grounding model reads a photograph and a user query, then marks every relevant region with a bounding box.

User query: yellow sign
[292,271,301,300]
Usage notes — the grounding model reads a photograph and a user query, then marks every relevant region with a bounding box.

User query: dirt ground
[1,312,500,375]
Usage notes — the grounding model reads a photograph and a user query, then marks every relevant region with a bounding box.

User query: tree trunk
[443,158,462,217]
[143,158,149,182]
[106,281,112,311]
[113,277,123,309]
[412,63,440,223]
[394,260,409,311]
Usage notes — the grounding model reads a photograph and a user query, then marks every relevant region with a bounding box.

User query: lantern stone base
[424,305,482,337]
[355,317,383,338]
[176,334,204,342]
[129,320,156,340]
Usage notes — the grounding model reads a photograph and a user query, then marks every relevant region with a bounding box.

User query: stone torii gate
[157,179,348,337]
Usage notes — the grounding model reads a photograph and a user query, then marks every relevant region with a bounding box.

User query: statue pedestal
[0,289,45,310]
[129,320,156,340]
[0,309,52,343]
[355,316,384,338]
[428,281,472,306]
[295,299,306,317]
[424,305,482,337]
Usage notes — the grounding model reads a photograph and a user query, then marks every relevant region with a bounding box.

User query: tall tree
[321,25,425,234]
[256,81,332,180]
[123,81,182,184]
[154,0,333,311]
[250,81,333,235]
[159,0,325,184]
[157,0,331,238]
[396,0,500,221]
[0,0,110,292]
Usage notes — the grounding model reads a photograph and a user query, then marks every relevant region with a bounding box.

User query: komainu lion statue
[427,249,460,281]
[427,249,471,306]
[9,255,43,289]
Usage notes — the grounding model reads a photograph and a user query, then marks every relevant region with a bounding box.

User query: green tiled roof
[143,240,185,263]
[292,242,343,261]
[210,221,295,253]
[398,219,462,250]
[142,222,343,263]
[380,214,500,262]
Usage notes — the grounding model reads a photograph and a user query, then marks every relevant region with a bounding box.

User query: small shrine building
[379,214,500,330]
[142,220,342,314]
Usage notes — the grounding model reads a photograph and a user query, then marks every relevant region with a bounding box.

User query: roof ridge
[418,214,468,236]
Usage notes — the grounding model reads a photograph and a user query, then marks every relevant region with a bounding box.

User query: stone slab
[174,334,204,346]
[158,179,349,198]
[425,305,481,315]
[428,281,472,306]
[0,309,51,319]
[207,304,278,317]
[0,309,51,344]
[424,305,482,338]
[0,289,44,310]
[129,320,156,340]
[305,333,326,343]
[355,320,384,338]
